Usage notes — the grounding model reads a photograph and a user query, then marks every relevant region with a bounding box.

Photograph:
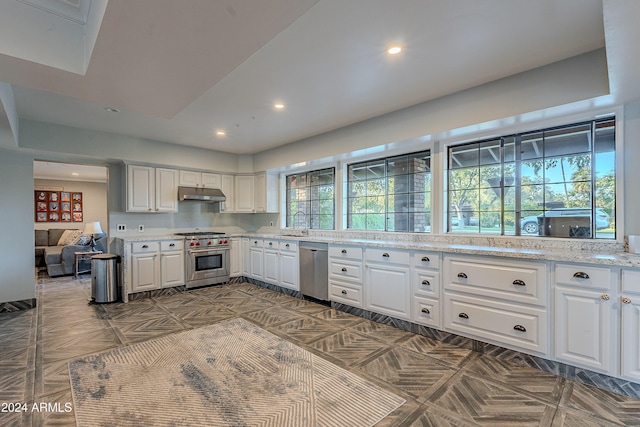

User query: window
[347,150,431,232]
[286,168,335,229]
[447,118,615,239]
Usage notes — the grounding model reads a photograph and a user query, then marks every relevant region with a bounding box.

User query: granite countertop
[234,233,640,268]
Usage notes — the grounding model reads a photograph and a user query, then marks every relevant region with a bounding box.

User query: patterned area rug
[68,318,405,426]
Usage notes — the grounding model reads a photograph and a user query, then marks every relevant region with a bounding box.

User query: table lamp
[83,221,103,251]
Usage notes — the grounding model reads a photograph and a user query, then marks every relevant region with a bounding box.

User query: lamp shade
[83,221,103,235]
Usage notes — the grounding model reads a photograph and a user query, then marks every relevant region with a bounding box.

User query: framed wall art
[35,190,82,222]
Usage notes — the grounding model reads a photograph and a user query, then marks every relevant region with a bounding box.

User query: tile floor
[1,274,640,426]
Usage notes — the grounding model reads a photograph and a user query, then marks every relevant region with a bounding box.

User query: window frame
[284,167,336,230]
[445,117,618,239]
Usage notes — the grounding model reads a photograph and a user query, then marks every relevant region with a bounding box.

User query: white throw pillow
[73,234,91,246]
[58,229,83,246]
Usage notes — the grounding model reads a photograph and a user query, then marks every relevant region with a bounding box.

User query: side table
[74,250,103,278]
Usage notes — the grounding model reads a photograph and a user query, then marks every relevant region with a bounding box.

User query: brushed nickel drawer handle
[421,256,430,262]
[269,242,273,246]
[458,312,469,319]
[254,240,258,244]
[623,297,632,304]
[601,293,610,300]
[382,253,390,258]
[142,245,148,249]
[341,267,347,272]
[422,280,430,286]
[513,325,526,332]
[573,271,590,279]
[169,243,175,247]
[341,249,347,254]
[285,243,290,248]
[457,272,468,279]
[513,279,526,286]
[341,290,347,295]
[421,308,430,314]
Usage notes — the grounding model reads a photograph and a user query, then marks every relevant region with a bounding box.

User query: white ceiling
[1,0,640,156]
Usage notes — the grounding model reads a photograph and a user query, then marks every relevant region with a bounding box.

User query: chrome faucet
[292,210,308,235]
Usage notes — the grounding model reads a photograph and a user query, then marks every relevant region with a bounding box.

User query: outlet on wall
[116,224,126,232]
[138,225,144,232]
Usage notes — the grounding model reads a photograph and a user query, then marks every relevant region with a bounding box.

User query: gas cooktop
[174,231,226,237]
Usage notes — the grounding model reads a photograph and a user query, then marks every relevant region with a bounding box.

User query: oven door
[186,248,230,286]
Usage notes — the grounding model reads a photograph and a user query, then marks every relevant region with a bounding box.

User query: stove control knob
[206,241,211,245]
[190,242,195,247]
[195,241,200,246]
[219,240,223,244]
[223,239,228,244]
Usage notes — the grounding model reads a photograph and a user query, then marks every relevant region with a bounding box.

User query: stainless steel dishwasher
[299,241,328,301]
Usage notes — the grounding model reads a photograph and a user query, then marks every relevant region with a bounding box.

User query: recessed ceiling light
[216,130,226,136]
[104,107,120,113]
[273,103,285,110]
[71,172,79,176]
[387,46,402,55]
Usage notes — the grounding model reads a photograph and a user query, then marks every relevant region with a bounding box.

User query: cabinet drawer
[264,240,278,250]
[444,293,547,355]
[249,239,263,248]
[131,241,159,253]
[279,241,298,252]
[329,260,362,282]
[365,248,410,265]
[622,269,640,294]
[329,245,363,260]
[413,270,440,297]
[445,256,546,306]
[161,240,183,251]
[412,296,441,329]
[330,282,362,307]
[411,251,441,270]
[555,263,614,290]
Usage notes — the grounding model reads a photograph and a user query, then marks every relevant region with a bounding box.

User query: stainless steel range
[175,231,230,289]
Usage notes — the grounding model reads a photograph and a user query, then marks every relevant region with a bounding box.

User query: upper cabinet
[234,175,255,212]
[126,165,178,213]
[254,172,279,213]
[179,170,221,188]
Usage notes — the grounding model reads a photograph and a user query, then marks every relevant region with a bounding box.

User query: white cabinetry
[249,238,264,280]
[126,165,178,213]
[230,238,242,277]
[279,240,299,291]
[130,239,184,293]
[444,255,548,355]
[219,175,235,212]
[328,245,363,307]
[241,238,251,276]
[554,263,618,374]
[263,239,279,283]
[364,248,411,320]
[254,172,279,213]
[411,251,441,329]
[622,269,640,381]
[234,175,255,212]
[179,170,221,188]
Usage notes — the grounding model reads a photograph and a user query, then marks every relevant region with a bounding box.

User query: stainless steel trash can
[91,254,119,303]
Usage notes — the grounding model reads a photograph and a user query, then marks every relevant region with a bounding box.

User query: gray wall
[0,148,35,303]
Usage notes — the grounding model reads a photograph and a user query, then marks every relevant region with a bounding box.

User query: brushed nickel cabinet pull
[422,280,430,286]
[285,243,290,248]
[458,312,469,319]
[601,294,610,301]
[142,244,148,249]
[382,253,390,258]
[421,256,430,262]
[341,290,347,295]
[169,243,175,247]
[341,267,347,272]
[269,242,273,246]
[254,240,258,244]
[457,272,468,279]
[513,279,526,286]
[513,325,526,332]
[573,271,590,279]
[622,297,632,304]
[341,249,347,254]
[421,308,430,314]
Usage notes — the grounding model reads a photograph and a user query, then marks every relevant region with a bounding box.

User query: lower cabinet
[364,248,411,320]
[249,239,264,280]
[279,241,299,291]
[263,240,279,283]
[622,269,640,382]
[329,245,364,307]
[130,239,184,293]
[230,238,242,277]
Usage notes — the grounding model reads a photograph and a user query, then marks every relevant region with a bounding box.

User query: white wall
[623,102,640,235]
[0,148,35,303]
[34,178,108,231]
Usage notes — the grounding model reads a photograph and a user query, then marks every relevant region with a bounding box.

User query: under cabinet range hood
[178,186,226,202]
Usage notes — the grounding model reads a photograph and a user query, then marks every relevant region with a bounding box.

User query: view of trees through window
[286,168,335,230]
[347,151,431,232]
[447,118,615,239]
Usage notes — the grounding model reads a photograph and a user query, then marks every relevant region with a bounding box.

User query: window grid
[347,151,431,232]
[286,168,335,230]
[447,118,615,239]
